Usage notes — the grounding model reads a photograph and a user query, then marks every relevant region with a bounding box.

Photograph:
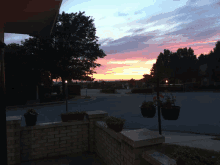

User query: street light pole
[65,80,68,113]
[155,63,162,135]
[157,77,162,135]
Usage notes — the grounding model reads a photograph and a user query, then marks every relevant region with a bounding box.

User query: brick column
[85,110,108,153]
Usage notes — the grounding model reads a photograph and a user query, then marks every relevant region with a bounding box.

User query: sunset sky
[4,0,220,82]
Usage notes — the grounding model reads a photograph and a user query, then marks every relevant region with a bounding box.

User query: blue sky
[4,0,220,82]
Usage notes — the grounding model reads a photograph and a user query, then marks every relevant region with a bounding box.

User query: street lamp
[166,79,168,89]
[65,80,68,113]
[85,74,88,97]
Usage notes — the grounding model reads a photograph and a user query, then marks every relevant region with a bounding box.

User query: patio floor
[20,151,106,165]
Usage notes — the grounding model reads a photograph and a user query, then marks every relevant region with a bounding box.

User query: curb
[6,96,96,111]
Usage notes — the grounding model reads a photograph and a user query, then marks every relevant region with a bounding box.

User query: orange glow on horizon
[50,42,217,83]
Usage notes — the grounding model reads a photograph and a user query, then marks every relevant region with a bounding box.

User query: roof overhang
[1,0,63,37]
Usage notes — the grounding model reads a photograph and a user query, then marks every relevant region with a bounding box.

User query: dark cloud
[99,35,155,54]
[127,28,145,34]
[131,0,219,29]
[165,16,220,40]
[98,38,115,46]
[174,4,210,18]
[193,29,219,40]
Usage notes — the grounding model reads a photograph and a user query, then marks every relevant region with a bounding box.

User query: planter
[76,114,85,120]
[161,106,180,120]
[107,123,124,132]
[139,105,156,118]
[104,116,126,132]
[60,113,85,122]
[24,113,38,126]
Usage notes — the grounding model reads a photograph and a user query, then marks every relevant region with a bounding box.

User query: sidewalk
[6,95,97,111]
[125,129,220,153]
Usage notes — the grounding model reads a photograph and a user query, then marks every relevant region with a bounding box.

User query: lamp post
[85,74,88,96]
[157,77,162,135]
[65,80,68,113]
[155,64,162,135]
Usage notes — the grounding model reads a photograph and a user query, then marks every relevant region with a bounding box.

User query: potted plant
[158,91,180,120]
[24,108,39,126]
[60,111,87,122]
[104,116,126,132]
[139,101,156,118]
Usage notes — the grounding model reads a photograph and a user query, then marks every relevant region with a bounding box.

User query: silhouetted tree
[128,78,135,88]
[209,41,220,83]
[4,43,55,104]
[150,50,174,84]
[20,11,106,96]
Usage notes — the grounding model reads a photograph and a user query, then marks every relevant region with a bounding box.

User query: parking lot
[6,89,220,136]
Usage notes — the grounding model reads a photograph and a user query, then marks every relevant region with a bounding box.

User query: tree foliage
[128,78,135,85]
[149,50,174,84]
[142,74,153,83]
[145,40,220,87]
[20,11,106,95]
[4,43,49,88]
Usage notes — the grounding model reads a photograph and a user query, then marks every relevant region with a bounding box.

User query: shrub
[104,116,126,125]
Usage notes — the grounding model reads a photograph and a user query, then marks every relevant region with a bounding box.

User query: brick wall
[94,122,165,165]
[7,111,165,165]
[6,110,108,165]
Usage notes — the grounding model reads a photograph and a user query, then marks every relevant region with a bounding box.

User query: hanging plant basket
[161,106,180,120]
[139,105,156,118]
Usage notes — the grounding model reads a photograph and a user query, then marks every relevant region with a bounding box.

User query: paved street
[6,89,220,136]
